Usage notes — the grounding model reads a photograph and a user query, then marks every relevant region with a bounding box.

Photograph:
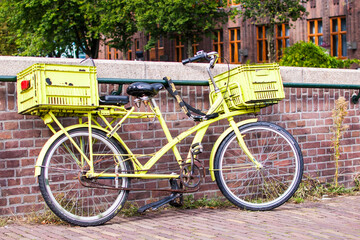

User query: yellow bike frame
[34,52,263,182]
[34,91,259,181]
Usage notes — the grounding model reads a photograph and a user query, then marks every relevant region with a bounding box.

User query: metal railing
[1,76,360,104]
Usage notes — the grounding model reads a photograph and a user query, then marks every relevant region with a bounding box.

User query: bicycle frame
[34,51,263,182]
[34,91,259,181]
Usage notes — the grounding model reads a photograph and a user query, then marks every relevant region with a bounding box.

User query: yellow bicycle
[17,51,303,226]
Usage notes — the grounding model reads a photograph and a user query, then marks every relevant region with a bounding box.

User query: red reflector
[21,80,30,91]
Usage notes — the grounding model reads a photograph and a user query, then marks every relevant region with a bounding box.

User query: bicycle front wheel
[38,128,131,226]
[214,122,303,211]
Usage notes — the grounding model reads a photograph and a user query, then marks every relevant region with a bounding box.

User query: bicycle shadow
[108,202,304,226]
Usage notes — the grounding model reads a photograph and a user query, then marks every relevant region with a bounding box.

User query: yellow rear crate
[17,64,99,116]
[209,63,285,112]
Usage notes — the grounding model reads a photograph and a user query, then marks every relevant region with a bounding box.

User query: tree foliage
[236,0,308,62]
[0,0,136,58]
[0,22,17,55]
[132,0,233,57]
[99,0,137,54]
[237,0,308,26]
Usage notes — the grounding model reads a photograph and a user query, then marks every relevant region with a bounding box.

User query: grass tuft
[0,217,10,227]
[24,208,66,225]
[120,203,141,217]
[291,175,359,203]
[179,195,233,209]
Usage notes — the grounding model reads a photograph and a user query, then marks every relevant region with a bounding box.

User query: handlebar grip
[182,58,191,65]
[182,52,207,65]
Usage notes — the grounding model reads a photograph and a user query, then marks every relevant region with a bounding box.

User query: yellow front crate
[17,64,99,116]
[209,63,285,112]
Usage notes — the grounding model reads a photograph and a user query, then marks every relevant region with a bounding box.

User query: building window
[192,38,199,56]
[229,28,241,64]
[106,45,112,59]
[158,37,165,57]
[147,35,156,61]
[175,36,184,62]
[213,30,224,63]
[135,39,140,52]
[330,16,347,58]
[158,36,164,61]
[159,35,164,49]
[147,35,165,61]
[127,48,132,60]
[310,0,316,8]
[308,19,323,46]
[257,26,268,63]
[147,35,164,61]
[276,24,290,60]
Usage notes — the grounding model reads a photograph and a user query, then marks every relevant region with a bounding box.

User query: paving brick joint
[1,194,359,240]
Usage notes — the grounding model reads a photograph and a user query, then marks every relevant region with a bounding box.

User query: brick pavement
[0,194,360,240]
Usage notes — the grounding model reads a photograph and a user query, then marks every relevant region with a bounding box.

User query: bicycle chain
[77,159,205,193]
[77,172,200,193]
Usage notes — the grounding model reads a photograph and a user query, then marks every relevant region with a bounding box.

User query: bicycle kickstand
[137,179,183,213]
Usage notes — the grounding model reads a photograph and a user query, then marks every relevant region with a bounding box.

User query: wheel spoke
[214,122,303,210]
[39,128,130,226]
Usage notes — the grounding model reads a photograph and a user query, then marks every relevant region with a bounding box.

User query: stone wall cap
[0,56,359,85]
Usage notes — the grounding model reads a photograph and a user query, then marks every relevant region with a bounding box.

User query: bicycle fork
[228,117,263,169]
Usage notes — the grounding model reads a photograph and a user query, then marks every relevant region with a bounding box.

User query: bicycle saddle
[99,95,129,105]
[126,82,164,98]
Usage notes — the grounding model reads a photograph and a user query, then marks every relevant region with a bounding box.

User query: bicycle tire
[38,128,131,226]
[214,122,303,211]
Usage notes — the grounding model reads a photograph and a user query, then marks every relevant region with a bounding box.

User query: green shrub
[279,41,359,68]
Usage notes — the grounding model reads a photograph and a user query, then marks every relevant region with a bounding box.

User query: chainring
[180,163,202,188]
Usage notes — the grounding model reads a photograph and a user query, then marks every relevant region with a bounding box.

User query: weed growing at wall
[292,176,327,201]
[291,175,358,203]
[354,174,360,191]
[179,195,232,209]
[121,203,141,217]
[25,207,66,225]
[331,97,349,187]
[0,217,10,227]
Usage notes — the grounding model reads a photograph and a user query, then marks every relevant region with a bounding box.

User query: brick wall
[1,78,360,216]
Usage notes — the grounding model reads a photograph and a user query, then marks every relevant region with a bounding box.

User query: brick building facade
[99,0,360,63]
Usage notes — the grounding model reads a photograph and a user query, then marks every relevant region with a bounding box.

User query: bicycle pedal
[191,143,203,155]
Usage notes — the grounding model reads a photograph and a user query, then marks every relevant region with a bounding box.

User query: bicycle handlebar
[182,51,208,65]
[182,51,220,92]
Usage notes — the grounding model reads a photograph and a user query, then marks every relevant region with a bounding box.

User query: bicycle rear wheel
[38,128,131,226]
[214,122,303,211]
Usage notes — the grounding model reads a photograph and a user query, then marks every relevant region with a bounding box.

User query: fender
[209,118,257,181]
[34,124,126,177]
